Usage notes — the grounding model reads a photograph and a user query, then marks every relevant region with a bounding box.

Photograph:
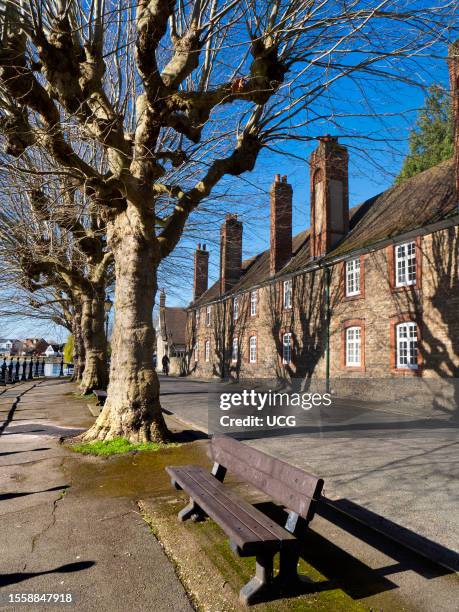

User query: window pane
[282,333,291,363]
[250,291,257,316]
[395,242,416,287]
[232,338,238,362]
[346,326,361,366]
[346,259,360,296]
[396,322,418,368]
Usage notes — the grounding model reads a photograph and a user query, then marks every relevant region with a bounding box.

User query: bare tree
[0,0,457,442]
[0,163,111,392]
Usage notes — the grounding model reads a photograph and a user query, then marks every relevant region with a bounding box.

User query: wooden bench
[93,390,107,406]
[166,435,324,605]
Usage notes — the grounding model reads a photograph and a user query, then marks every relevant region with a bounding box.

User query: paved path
[159,376,459,567]
[0,380,192,612]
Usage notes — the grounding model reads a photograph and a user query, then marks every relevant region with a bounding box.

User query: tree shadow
[0,485,69,502]
[0,561,96,587]
[0,447,51,456]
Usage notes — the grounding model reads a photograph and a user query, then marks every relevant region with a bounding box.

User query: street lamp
[104,297,113,340]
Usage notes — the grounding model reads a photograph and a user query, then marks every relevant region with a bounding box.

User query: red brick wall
[187,225,459,381]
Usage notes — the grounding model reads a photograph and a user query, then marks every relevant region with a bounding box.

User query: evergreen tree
[396,86,453,183]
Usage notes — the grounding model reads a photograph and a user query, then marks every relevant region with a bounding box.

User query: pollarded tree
[0,164,112,392]
[0,1,457,442]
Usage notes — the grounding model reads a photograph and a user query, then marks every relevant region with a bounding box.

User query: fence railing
[0,357,73,386]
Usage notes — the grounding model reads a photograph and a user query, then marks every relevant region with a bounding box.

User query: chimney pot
[275,174,281,182]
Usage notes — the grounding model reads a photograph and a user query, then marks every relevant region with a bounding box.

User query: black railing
[0,357,70,386]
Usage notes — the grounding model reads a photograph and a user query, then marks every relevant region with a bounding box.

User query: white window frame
[196,309,200,325]
[395,241,416,287]
[231,337,238,363]
[345,258,361,296]
[282,332,292,364]
[249,336,257,363]
[345,326,361,367]
[205,305,211,326]
[283,279,292,309]
[204,340,210,362]
[396,322,418,369]
[250,290,257,316]
[194,342,198,362]
[233,296,239,320]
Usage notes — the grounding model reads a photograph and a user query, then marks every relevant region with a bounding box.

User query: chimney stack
[220,214,243,294]
[448,40,459,196]
[193,243,209,301]
[270,174,292,275]
[159,289,166,309]
[310,136,349,258]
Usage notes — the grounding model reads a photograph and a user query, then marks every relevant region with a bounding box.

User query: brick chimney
[159,289,166,308]
[310,136,349,258]
[448,40,459,195]
[270,174,292,275]
[193,243,209,300]
[220,214,242,293]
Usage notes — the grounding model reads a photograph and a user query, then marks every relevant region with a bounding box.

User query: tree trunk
[81,206,169,442]
[72,304,85,382]
[79,289,109,394]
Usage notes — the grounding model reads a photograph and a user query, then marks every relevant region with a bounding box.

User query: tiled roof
[192,159,457,307]
[161,307,187,346]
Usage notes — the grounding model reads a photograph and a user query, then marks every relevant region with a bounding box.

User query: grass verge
[70,436,177,456]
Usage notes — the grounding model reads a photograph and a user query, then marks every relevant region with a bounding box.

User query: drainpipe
[325,266,331,393]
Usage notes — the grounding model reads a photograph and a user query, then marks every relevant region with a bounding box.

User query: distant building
[22,338,48,355]
[155,291,187,375]
[44,344,64,357]
[0,339,22,355]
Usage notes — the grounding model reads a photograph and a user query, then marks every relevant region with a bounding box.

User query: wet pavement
[0,379,192,612]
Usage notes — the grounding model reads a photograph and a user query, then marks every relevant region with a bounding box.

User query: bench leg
[177,498,205,522]
[278,548,300,586]
[239,553,274,605]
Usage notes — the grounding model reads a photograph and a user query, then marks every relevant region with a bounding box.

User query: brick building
[185,49,459,387]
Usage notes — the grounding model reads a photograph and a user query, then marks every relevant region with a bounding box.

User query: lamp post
[104,297,113,342]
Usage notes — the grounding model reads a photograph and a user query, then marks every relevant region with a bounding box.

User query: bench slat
[211,436,323,518]
[188,466,294,543]
[167,465,295,554]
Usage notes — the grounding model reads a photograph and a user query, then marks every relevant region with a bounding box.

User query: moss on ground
[70,436,178,456]
[140,495,371,612]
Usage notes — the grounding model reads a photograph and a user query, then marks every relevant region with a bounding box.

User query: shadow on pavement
[0,561,96,587]
[0,447,51,456]
[251,500,456,604]
[0,484,69,502]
